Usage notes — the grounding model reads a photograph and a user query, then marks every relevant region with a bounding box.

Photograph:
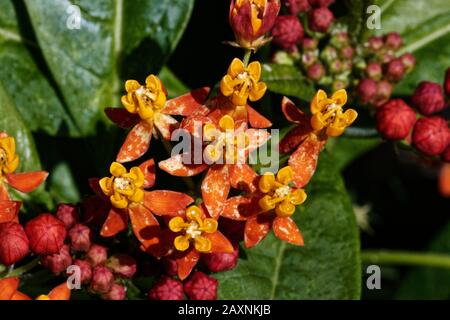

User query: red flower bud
[0,222,29,266]
[302,37,317,50]
[148,276,184,300]
[68,224,91,252]
[411,81,446,116]
[184,272,218,300]
[106,254,137,279]
[283,0,310,14]
[101,283,126,300]
[400,52,416,73]
[384,32,402,50]
[308,7,333,33]
[376,99,417,140]
[413,116,450,156]
[367,36,383,51]
[445,67,450,98]
[356,78,377,104]
[229,0,281,49]
[308,0,334,7]
[41,244,72,275]
[90,266,114,293]
[86,244,108,267]
[385,58,405,82]
[25,213,66,255]
[56,204,78,230]
[202,244,239,273]
[307,63,325,81]
[73,259,92,284]
[366,62,382,81]
[272,16,304,51]
[373,80,393,107]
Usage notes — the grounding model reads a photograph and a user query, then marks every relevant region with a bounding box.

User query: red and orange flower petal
[229,164,258,192]
[279,125,313,154]
[180,115,211,139]
[104,107,140,128]
[100,208,129,237]
[244,213,273,248]
[144,190,193,216]
[128,204,160,252]
[272,216,304,246]
[204,231,234,254]
[116,121,153,163]
[247,105,272,129]
[245,128,270,156]
[159,154,208,177]
[0,184,9,201]
[288,136,325,188]
[47,283,71,300]
[153,113,178,140]
[139,159,156,189]
[162,87,211,116]
[10,291,31,300]
[5,171,48,193]
[220,195,261,221]
[0,277,19,300]
[0,200,21,223]
[175,248,201,281]
[281,96,310,124]
[201,165,230,219]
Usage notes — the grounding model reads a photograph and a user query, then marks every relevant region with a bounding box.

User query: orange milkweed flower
[0,277,70,300]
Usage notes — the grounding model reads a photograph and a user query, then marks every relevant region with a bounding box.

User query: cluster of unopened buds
[0,0,359,300]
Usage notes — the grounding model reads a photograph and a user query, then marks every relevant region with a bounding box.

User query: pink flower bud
[340,45,354,59]
[376,99,417,140]
[283,0,310,14]
[86,244,108,267]
[302,37,318,51]
[411,81,446,115]
[329,59,343,74]
[106,254,137,278]
[413,116,450,156]
[356,78,377,104]
[308,7,333,33]
[148,276,184,300]
[307,63,325,81]
[73,259,92,284]
[367,36,383,51]
[202,245,239,273]
[0,222,29,266]
[184,272,218,300]
[56,204,78,229]
[25,213,66,255]
[384,32,402,50]
[68,224,91,252]
[400,52,416,73]
[41,244,72,275]
[90,266,114,293]
[385,58,405,82]
[272,16,304,51]
[365,62,382,81]
[373,80,393,107]
[101,283,126,300]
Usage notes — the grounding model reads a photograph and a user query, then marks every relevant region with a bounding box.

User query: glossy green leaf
[24,0,195,135]
[262,63,316,101]
[216,153,361,299]
[0,0,77,136]
[48,162,80,204]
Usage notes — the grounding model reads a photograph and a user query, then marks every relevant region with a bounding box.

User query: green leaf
[24,0,195,135]
[395,221,450,299]
[158,66,189,98]
[373,0,450,94]
[262,63,316,101]
[0,0,77,136]
[48,162,80,204]
[216,153,361,299]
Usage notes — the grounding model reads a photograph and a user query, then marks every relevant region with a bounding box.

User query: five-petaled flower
[105,75,210,163]
[0,132,48,201]
[166,204,233,280]
[0,277,70,300]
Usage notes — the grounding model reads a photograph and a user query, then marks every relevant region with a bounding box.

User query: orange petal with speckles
[205,231,234,253]
[247,105,272,128]
[0,200,21,223]
[246,129,270,156]
[0,277,19,300]
[100,208,129,237]
[104,107,140,128]
[128,204,160,251]
[279,125,313,154]
[154,113,178,140]
[289,136,325,188]
[47,283,71,300]
[229,164,258,192]
[162,87,210,116]
[144,190,193,216]
[159,154,208,177]
[5,171,48,193]
[220,195,262,221]
[0,183,9,201]
[176,248,200,281]
[116,121,153,163]
[201,165,230,219]
[273,216,304,246]
[139,159,156,188]
[244,213,273,248]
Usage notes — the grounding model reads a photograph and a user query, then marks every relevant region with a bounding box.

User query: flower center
[114,177,133,191]
[274,185,291,198]
[185,221,202,239]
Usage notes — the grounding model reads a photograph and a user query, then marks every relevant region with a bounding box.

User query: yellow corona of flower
[121,74,167,121]
[99,162,145,209]
[220,58,267,106]
[310,89,358,137]
[203,115,250,164]
[169,205,218,253]
[0,135,19,176]
[258,166,307,217]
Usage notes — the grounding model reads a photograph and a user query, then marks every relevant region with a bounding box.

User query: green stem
[361,250,450,269]
[242,49,252,67]
[3,257,40,278]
